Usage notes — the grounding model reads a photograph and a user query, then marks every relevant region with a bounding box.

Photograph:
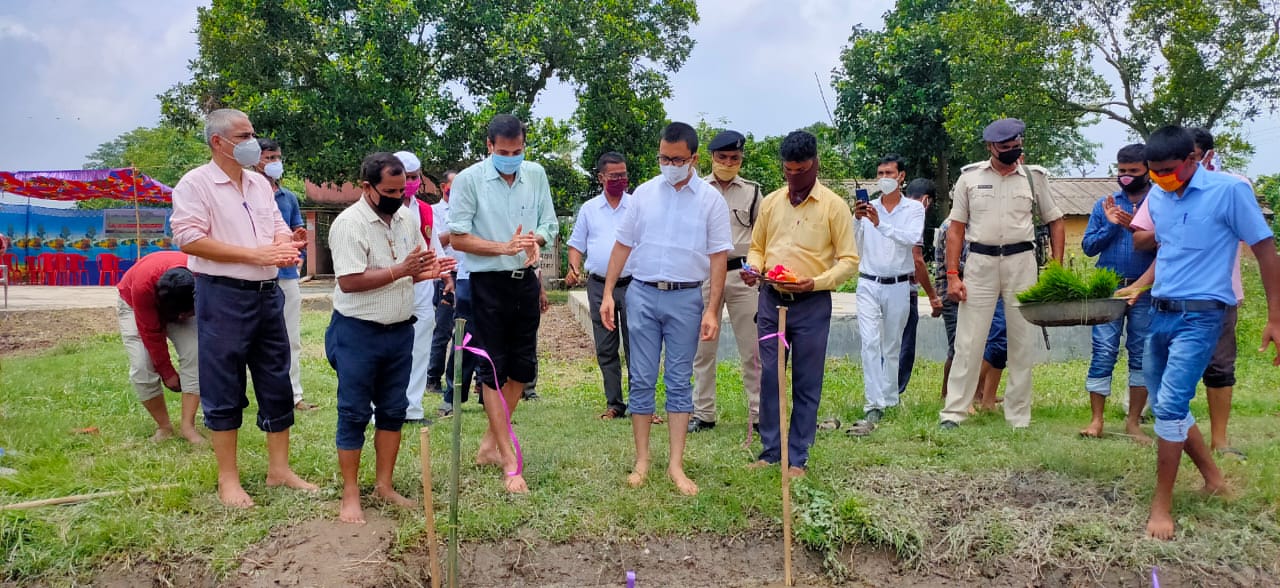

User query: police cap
[982,118,1025,143]
[708,130,746,152]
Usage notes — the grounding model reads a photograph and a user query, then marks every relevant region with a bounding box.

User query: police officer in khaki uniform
[940,118,1065,429]
[690,130,763,433]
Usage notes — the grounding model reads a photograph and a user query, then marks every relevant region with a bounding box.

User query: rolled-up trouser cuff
[1085,376,1112,395]
[1154,412,1196,443]
[1127,370,1145,388]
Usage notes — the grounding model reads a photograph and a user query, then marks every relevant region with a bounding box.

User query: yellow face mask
[1149,162,1190,192]
[712,161,741,182]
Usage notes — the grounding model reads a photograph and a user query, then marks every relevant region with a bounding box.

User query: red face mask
[604,177,628,197]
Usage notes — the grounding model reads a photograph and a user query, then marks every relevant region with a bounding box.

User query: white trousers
[280,278,305,404]
[856,279,911,412]
[405,280,437,420]
[117,296,199,402]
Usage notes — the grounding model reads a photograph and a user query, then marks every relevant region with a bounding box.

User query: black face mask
[368,188,403,216]
[1118,174,1148,194]
[995,147,1023,166]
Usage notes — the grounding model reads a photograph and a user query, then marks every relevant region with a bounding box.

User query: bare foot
[967,405,977,416]
[1146,510,1175,540]
[218,479,254,509]
[150,428,174,443]
[668,467,698,496]
[746,459,775,470]
[339,489,366,524]
[1079,421,1104,439]
[1201,479,1234,499]
[977,402,999,413]
[374,484,417,508]
[475,442,502,466]
[1125,422,1153,446]
[503,473,529,494]
[180,428,207,446]
[787,466,807,478]
[266,469,320,492]
[627,460,650,488]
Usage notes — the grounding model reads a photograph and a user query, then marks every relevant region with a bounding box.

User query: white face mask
[222,136,262,167]
[263,161,284,180]
[660,163,690,186]
[877,177,899,195]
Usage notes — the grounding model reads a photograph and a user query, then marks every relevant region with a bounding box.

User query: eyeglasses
[658,155,692,166]
[223,132,258,141]
[602,173,628,181]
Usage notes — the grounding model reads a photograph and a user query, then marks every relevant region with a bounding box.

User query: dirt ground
[537,301,595,363]
[0,307,118,356]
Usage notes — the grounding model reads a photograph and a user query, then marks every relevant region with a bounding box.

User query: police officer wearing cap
[690,130,764,435]
[939,118,1064,429]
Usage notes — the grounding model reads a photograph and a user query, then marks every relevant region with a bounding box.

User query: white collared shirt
[855,196,924,278]
[567,191,633,277]
[614,174,732,283]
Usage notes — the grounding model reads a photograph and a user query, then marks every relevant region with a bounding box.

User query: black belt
[1153,298,1228,313]
[1119,277,1139,287]
[589,273,632,287]
[766,286,821,304]
[858,272,914,285]
[969,241,1034,257]
[727,257,748,271]
[203,274,279,292]
[636,279,702,291]
[474,268,535,280]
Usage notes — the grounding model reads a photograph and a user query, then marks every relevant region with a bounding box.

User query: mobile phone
[855,189,870,203]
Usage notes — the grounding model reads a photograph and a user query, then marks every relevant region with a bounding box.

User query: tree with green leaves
[83,126,208,187]
[574,69,668,194]
[692,119,858,195]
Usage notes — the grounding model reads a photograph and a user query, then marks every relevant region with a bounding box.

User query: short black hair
[878,154,906,174]
[155,267,195,323]
[904,178,937,200]
[779,130,818,162]
[661,122,699,153]
[257,138,281,153]
[595,151,626,174]
[1189,127,1214,152]
[1145,126,1195,163]
[487,114,526,143]
[1116,143,1146,165]
[359,152,405,186]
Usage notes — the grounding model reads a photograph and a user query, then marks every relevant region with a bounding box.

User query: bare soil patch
[0,308,116,356]
[225,511,399,588]
[538,301,594,363]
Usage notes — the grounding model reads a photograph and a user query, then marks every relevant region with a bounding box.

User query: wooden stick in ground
[448,317,467,588]
[776,305,793,587]
[420,427,442,588]
[2,484,179,510]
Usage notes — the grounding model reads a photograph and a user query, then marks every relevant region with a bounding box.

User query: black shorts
[469,269,542,389]
[1202,305,1238,388]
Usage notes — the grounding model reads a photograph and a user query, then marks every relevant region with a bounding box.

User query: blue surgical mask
[492,153,524,175]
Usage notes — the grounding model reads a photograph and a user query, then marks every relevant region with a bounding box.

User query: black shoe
[404,418,433,427]
[426,382,442,394]
[687,417,717,433]
[939,420,959,430]
[865,408,884,425]
[523,390,540,401]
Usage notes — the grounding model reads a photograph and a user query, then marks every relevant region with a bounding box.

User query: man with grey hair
[171,108,318,508]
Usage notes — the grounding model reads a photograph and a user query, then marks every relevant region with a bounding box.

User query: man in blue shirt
[448,114,558,495]
[1116,126,1280,540]
[256,139,314,411]
[1078,144,1156,443]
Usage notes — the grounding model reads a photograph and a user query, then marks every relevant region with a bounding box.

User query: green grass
[3,264,1280,583]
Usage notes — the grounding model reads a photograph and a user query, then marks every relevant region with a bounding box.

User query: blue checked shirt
[1081,191,1155,281]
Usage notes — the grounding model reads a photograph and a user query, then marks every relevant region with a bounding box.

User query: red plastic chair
[35,253,57,285]
[67,254,88,285]
[51,253,70,285]
[97,253,123,285]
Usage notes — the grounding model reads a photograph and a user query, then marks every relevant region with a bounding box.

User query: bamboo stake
[419,428,441,588]
[448,317,467,588]
[2,484,178,510]
[776,305,793,587]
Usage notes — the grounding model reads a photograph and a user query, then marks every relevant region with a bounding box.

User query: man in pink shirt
[1130,127,1247,458]
[170,108,317,508]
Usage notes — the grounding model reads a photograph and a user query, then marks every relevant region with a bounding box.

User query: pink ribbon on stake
[759,330,790,350]
[455,333,524,477]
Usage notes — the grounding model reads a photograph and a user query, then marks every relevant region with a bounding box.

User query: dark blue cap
[982,118,1025,143]
[708,130,746,152]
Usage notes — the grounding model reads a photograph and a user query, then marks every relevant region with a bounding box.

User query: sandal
[1216,447,1247,461]
[817,417,842,431]
[599,408,621,420]
[845,420,876,437]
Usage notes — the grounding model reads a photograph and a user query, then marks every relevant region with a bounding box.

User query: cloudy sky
[3,0,1279,178]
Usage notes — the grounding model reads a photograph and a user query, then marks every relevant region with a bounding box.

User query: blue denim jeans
[1145,306,1225,442]
[983,298,1008,369]
[625,282,702,415]
[1086,295,1152,394]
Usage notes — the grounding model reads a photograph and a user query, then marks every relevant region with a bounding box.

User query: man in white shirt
[600,123,732,496]
[850,154,925,434]
[427,170,459,393]
[394,151,449,424]
[566,152,634,420]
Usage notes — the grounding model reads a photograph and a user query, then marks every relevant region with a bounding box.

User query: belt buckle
[657,281,672,291]
[778,290,796,302]
[259,280,276,292]
[510,269,526,280]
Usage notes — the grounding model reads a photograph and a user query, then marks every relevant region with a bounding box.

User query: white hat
[393,150,421,173]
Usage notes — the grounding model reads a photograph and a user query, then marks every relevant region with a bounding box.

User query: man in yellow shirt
[743,130,858,475]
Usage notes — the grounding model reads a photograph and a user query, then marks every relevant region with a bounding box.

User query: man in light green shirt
[448,114,558,494]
